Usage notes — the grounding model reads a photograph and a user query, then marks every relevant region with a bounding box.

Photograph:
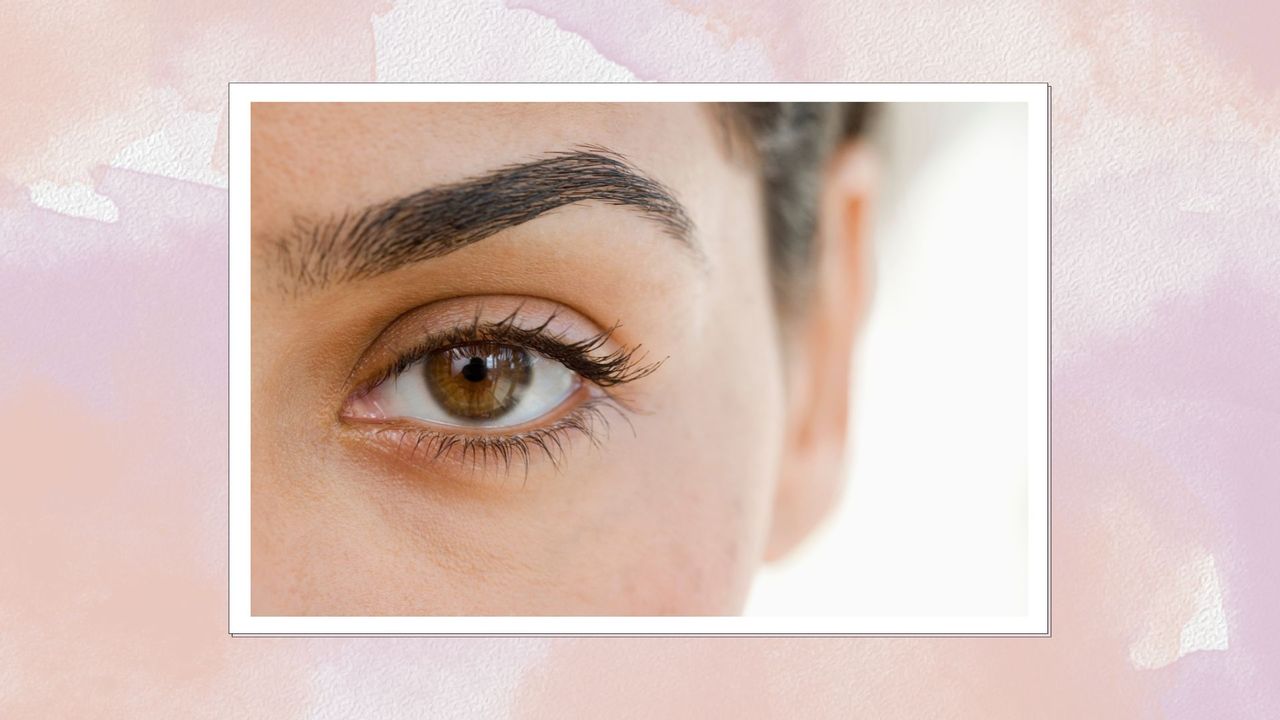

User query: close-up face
[250,102,867,616]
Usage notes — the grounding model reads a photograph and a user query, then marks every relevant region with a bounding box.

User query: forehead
[250,102,731,234]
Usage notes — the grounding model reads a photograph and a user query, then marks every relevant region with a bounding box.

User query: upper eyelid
[356,316,664,399]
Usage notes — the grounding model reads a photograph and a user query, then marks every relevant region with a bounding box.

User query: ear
[765,140,877,562]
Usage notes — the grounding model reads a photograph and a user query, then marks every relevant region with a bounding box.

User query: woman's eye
[351,342,581,428]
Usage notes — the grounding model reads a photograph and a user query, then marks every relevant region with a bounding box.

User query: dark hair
[720,103,871,316]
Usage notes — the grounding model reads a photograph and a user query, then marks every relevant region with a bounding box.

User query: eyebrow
[267,146,696,293]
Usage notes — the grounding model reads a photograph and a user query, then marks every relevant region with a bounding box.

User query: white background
[747,102,1033,617]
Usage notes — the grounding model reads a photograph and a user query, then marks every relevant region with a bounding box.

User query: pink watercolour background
[1,0,1278,716]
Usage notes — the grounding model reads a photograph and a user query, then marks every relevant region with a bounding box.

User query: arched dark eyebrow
[266,146,697,294]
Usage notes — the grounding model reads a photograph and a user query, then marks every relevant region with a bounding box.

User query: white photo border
[229,82,1051,636]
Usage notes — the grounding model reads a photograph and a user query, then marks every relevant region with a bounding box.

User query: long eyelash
[371,397,635,482]
[364,308,664,395]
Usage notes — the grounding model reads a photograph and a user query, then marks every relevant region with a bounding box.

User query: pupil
[461,356,487,382]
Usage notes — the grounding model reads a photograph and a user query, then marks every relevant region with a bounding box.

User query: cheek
[614,385,785,614]
[250,344,787,617]
[594,278,786,613]
[601,191,785,613]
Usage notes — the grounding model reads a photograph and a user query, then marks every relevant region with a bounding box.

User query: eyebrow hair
[268,146,696,293]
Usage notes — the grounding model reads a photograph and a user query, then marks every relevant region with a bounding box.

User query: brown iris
[424,343,533,421]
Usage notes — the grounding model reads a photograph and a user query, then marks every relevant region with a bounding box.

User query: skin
[250,102,871,615]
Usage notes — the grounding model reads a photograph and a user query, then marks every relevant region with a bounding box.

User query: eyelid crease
[349,396,636,480]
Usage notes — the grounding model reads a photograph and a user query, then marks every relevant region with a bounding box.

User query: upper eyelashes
[360,308,663,399]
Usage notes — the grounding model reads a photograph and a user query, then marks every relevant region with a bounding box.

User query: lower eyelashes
[351,397,631,475]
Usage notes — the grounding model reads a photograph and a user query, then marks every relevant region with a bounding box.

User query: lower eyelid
[339,394,628,477]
